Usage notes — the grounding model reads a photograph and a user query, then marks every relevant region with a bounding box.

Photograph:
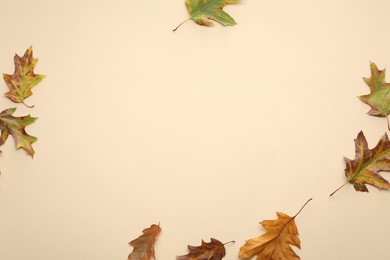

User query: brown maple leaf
[3,46,45,108]
[330,131,390,196]
[128,224,161,260]
[177,238,234,260]
[239,199,312,260]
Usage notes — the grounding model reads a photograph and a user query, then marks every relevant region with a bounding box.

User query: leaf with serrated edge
[3,46,45,107]
[240,212,301,260]
[128,224,161,260]
[360,63,390,116]
[174,0,240,31]
[0,108,37,157]
[359,62,390,129]
[344,131,390,192]
[240,199,311,260]
[177,238,230,260]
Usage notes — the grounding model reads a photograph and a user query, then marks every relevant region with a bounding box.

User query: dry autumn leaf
[3,46,45,108]
[330,131,390,196]
[173,0,241,31]
[359,62,390,129]
[0,107,37,157]
[177,238,234,260]
[128,224,161,260]
[239,199,312,260]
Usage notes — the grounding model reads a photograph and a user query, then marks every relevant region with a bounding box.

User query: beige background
[1,0,390,259]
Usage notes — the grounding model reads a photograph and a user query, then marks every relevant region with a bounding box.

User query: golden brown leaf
[239,199,312,260]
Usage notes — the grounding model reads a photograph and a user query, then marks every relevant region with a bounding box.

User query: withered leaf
[3,46,45,107]
[177,238,232,260]
[359,62,390,116]
[0,107,37,157]
[343,131,390,193]
[239,199,312,260]
[359,62,390,129]
[128,224,161,260]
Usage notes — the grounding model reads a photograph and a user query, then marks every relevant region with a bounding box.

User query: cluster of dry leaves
[128,199,312,260]
[3,1,390,259]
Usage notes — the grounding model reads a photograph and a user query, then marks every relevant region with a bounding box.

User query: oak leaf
[177,238,233,260]
[0,108,37,157]
[239,199,312,260]
[331,131,390,196]
[128,224,161,260]
[3,46,45,108]
[174,0,241,31]
[359,62,390,129]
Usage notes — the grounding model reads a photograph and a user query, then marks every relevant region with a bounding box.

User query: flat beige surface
[1,0,390,259]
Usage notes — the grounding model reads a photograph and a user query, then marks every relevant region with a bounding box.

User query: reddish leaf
[128,224,161,260]
[177,238,232,260]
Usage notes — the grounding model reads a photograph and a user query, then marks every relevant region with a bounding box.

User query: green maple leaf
[0,108,37,157]
[359,62,390,129]
[174,0,241,31]
[3,46,45,108]
[330,131,390,196]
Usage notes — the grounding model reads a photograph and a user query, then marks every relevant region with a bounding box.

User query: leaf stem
[173,18,191,32]
[329,181,349,197]
[386,114,390,131]
[22,101,34,108]
[277,198,313,238]
[293,198,313,218]
[223,240,235,245]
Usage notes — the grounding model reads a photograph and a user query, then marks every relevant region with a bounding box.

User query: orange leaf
[128,224,161,260]
[239,199,311,260]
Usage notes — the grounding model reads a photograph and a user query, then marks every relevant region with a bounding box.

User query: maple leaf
[359,62,390,129]
[128,224,161,260]
[177,238,234,260]
[173,0,241,31]
[0,108,37,157]
[3,46,45,108]
[239,199,312,260]
[330,131,390,196]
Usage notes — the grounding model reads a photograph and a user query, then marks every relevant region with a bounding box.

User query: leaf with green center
[173,0,241,31]
[359,62,390,129]
[3,46,45,108]
[330,131,390,196]
[0,108,37,157]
